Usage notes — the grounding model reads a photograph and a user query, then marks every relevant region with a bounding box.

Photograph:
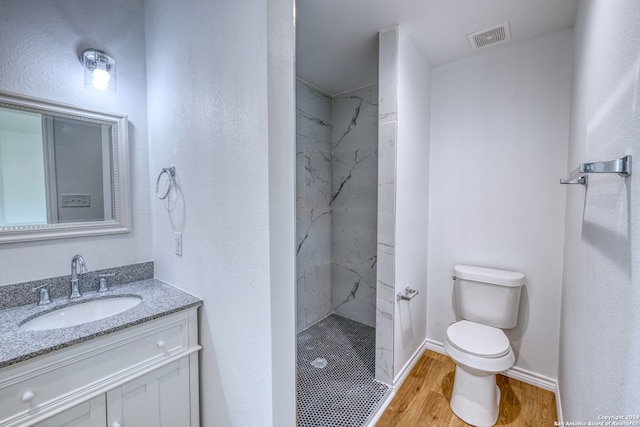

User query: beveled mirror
[0,91,130,243]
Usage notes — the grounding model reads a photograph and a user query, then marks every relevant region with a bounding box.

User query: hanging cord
[156,166,175,200]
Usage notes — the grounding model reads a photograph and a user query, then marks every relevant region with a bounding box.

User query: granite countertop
[0,279,201,369]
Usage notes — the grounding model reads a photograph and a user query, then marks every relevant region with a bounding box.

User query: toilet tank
[453,265,524,329]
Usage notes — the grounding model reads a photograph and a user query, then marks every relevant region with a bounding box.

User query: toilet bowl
[444,320,515,426]
[444,265,524,427]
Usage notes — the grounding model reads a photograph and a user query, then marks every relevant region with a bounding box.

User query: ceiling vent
[467,22,511,51]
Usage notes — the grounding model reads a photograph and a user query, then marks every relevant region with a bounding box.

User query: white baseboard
[367,338,562,426]
[505,365,556,392]
[365,340,429,427]
[395,340,429,386]
[425,338,447,355]
[425,339,557,392]
[556,381,564,424]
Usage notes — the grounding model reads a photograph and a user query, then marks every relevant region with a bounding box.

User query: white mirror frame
[0,91,131,243]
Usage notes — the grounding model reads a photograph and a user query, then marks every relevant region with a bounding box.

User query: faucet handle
[32,285,51,306]
[98,273,116,292]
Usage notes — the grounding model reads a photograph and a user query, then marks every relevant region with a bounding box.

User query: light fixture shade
[80,49,116,92]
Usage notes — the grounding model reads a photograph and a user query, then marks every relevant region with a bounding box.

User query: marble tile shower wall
[375,27,398,386]
[330,86,378,328]
[296,80,379,332]
[296,79,333,332]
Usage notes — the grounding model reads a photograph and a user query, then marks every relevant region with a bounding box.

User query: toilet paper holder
[397,287,419,301]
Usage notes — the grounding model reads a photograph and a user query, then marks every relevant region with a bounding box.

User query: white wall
[559,0,640,420]
[427,30,573,382]
[0,0,151,284]
[376,25,431,385]
[266,3,296,422]
[144,0,296,425]
[394,27,431,380]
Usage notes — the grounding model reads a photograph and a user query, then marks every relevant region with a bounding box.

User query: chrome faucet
[32,285,51,305]
[70,254,88,298]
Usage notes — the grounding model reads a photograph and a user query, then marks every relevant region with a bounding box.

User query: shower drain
[311,358,328,369]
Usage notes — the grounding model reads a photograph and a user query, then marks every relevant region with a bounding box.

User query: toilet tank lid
[454,265,524,287]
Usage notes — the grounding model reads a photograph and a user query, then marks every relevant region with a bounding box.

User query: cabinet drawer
[0,309,195,427]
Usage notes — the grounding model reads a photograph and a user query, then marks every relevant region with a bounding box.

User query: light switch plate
[60,194,91,207]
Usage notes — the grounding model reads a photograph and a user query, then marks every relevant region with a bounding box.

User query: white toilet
[444,264,524,427]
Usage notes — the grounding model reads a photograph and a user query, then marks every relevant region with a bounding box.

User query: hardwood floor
[375,350,557,427]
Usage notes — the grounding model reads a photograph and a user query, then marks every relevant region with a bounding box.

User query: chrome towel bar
[560,155,632,186]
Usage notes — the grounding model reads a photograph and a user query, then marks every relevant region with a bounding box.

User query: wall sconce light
[80,49,116,92]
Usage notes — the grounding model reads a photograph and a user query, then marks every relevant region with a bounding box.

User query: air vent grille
[468,22,511,50]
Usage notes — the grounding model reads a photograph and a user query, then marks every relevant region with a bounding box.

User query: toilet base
[450,364,501,427]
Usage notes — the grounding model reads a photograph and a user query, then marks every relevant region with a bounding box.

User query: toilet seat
[446,320,510,358]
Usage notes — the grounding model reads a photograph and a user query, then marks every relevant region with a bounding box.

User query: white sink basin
[20,296,142,331]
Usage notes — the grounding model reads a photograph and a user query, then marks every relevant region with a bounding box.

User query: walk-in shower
[296,79,388,425]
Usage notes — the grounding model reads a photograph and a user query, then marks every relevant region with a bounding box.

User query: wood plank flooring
[376,350,557,427]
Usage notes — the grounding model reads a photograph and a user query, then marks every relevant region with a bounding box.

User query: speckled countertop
[0,279,201,369]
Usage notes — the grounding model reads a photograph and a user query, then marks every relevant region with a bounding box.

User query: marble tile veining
[331,262,376,327]
[296,79,379,333]
[331,207,377,269]
[297,79,334,330]
[296,80,333,153]
[296,207,331,264]
[330,85,378,326]
[303,147,333,207]
[331,148,378,208]
[332,88,378,152]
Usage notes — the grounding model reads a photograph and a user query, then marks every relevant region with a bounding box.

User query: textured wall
[427,30,572,382]
[559,0,640,420]
[145,0,296,425]
[0,0,151,284]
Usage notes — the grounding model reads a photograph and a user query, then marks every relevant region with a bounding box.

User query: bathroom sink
[20,296,142,331]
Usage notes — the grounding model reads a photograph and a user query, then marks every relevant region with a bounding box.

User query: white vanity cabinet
[106,358,193,427]
[33,396,106,427]
[0,307,201,427]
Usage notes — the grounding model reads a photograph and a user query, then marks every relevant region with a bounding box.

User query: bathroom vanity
[0,279,202,427]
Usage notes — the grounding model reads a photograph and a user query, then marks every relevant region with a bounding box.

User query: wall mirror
[0,91,130,243]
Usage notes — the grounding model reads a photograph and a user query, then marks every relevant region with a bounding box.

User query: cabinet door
[33,395,106,427]
[107,358,192,427]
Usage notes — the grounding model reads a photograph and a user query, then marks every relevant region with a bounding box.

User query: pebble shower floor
[296,314,390,427]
